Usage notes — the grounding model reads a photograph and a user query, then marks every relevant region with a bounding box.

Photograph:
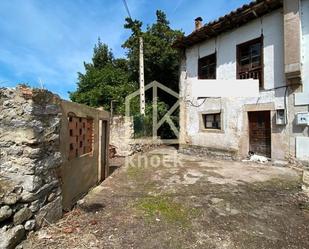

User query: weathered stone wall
[110,116,134,156]
[0,87,63,249]
[110,116,163,157]
[179,144,238,160]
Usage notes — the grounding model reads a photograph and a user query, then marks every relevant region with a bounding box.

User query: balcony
[190,79,259,98]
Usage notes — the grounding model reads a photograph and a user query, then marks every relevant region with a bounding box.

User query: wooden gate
[248,111,271,158]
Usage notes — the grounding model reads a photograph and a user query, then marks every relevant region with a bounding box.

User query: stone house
[175,0,309,162]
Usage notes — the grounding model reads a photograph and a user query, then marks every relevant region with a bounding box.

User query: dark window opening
[69,129,73,136]
[202,113,221,130]
[198,53,216,79]
[237,37,263,88]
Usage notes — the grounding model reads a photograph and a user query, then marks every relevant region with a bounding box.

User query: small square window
[202,113,221,130]
[198,53,216,79]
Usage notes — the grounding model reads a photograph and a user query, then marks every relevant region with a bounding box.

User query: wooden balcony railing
[238,68,263,88]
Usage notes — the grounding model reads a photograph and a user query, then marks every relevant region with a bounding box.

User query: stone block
[35,196,62,228]
[13,207,32,225]
[24,219,36,231]
[20,175,43,193]
[21,180,58,202]
[3,193,20,205]
[0,205,13,222]
[29,197,47,213]
[0,225,25,249]
[45,104,61,115]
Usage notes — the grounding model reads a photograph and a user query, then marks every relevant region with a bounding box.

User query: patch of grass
[127,165,146,179]
[135,196,199,226]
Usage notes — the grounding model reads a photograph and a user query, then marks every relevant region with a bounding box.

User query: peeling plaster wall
[180,9,295,160]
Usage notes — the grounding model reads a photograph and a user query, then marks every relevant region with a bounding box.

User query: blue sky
[0,0,251,99]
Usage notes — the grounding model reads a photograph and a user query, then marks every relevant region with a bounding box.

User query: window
[237,37,263,88]
[202,113,221,130]
[68,114,94,160]
[198,53,216,79]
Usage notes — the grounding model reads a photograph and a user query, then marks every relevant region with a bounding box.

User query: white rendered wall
[295,0,309,105]
[184,10,286,110]
[191,79,259,98]
[180,10,288,158]
[295,0,309,160]
[185,10,285,90]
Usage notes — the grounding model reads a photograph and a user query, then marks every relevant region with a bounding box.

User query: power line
[122,0,132,19]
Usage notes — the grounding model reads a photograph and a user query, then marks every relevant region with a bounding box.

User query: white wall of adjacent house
[295,0,309,105]
[180,9,291,159]
[295,0,309,160]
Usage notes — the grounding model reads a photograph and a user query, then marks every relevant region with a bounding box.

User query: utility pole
[38,78,44,89]
[139,36,145,116]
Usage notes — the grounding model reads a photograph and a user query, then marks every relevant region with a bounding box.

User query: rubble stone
[35,196,62,228]
[13,207,32,225]
[0,205,13,222]
[3,193,20,205]
[24,219,36,231]
[0,225,25,249]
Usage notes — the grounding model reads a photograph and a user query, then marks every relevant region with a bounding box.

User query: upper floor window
[198,53,216,79]
[237,37,263,88]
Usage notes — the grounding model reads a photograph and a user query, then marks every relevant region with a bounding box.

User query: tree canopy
[69,39,137,112]
[69,10,183,114]
[123,10,183,91]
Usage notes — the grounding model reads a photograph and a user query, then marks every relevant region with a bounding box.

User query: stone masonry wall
[110,116,163,157]
[110,116,134,156]
[0,87,63,249]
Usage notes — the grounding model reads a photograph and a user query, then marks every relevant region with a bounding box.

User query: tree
[69,39,137,113]
[123,10,183,91]
[70,10,183,138]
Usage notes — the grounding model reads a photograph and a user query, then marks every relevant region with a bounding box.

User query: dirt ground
[23,146,309,249]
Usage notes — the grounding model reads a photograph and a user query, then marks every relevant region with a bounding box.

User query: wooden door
[248,111,271,158]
